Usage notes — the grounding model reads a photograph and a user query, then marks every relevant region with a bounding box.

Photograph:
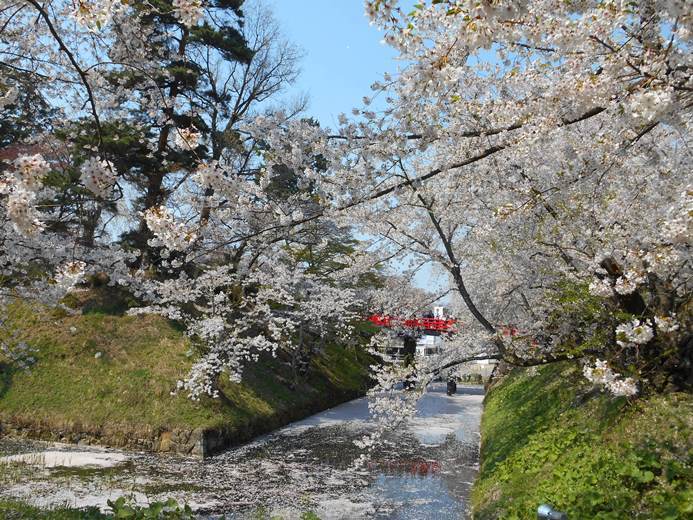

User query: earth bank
[0,299,374,457]
[472,362,692,519]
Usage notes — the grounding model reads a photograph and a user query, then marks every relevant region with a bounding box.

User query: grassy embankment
[0,500,321,519]
[0,294,374,455]
[472,361,692,519]
[0,500,105,519]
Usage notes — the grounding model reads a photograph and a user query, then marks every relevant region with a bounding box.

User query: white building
[415,333,444,357]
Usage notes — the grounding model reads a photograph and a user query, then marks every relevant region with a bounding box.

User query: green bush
[106,497,192,519]
[0,497,195,520]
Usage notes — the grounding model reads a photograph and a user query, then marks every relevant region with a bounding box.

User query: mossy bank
[472,362,692,519]
[0,300,374,457]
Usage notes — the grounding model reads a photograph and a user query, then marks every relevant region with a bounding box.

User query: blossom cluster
[0,87,17,109]
[1,154,52,235]
[5,186,43,235]
[588,278,613,298]
[654,315,680,334]
[54,260,87,290]
[68,0,204,31]
[583,359,638,397]
[616,319,654,347]
[144,206,197,251]
[628,89,677,125]
[127,254,361,400]
[172,0,204,28]
[174,126,202,150]
[80,156,117,198]
[614,270,647,296]
[71,1,125,31]
[13,154,50,189]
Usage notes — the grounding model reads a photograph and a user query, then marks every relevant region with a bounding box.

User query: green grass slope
[0,499,105,520]
[0,300,373,451]
[472,362,692,520]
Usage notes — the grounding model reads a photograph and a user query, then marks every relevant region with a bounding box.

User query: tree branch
[26,0,103,146]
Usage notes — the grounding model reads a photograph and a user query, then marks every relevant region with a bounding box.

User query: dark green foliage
[0,497,193,519]
[212,0,244,15]
[542,281,611,357]
[0,71,55,149]
[61,280,140,316]
[299,513,322,520]
[163,61,202,89]
[189,24,254,63]
[106,497,192,519]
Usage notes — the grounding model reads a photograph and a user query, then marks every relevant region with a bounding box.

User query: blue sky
[268,0,398,129]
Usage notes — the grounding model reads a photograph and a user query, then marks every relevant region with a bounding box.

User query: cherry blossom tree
[357,0,691,396]
[0,1,367,395]
[248,0,691,399]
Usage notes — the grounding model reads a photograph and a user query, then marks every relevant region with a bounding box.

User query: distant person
[446,376,457,395]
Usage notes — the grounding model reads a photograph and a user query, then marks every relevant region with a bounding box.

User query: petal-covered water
[0,384,483,519]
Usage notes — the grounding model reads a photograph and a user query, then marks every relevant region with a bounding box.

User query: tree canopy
[0,0,690,418]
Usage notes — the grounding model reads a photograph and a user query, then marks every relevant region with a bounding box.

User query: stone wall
[458,361,497,382]
[0,388,363,458]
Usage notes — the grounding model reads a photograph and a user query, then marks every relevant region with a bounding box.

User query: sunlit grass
[472,362,693,519]
[0,298,373,449]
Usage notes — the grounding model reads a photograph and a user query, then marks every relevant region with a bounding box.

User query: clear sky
[267,0,398,129]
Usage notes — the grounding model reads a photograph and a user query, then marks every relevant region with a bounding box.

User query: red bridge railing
[367,314,457,332]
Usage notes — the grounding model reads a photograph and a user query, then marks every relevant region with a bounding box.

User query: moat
[0,384,483,519]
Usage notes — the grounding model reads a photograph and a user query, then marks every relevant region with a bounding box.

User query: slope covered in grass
[0,298,374,452]
[472,362,692,519]
[0,499,105,520]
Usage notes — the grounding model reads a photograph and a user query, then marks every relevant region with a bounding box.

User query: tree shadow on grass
[0,362,14,400]
[62,284,140,316]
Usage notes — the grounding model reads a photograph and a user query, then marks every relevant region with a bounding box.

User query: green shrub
[106,497,193,519]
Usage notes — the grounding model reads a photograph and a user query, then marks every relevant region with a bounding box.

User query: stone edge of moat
[0,387,365,459]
